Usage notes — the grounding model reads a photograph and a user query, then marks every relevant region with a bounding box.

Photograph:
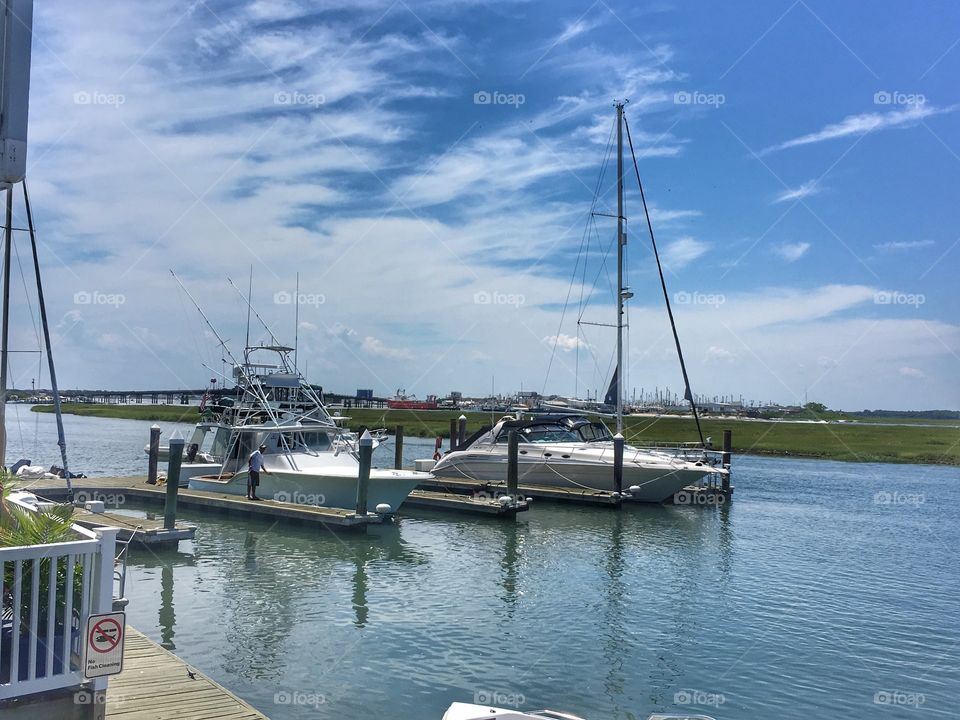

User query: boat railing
[0,497,119,700]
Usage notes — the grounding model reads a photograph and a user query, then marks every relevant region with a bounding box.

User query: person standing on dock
[247,444,270,500]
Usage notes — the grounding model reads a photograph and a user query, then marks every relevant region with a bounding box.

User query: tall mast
[0,189,11,464]
[615,101,625,434]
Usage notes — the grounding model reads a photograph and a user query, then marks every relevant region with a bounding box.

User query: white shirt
[249,450,266,472]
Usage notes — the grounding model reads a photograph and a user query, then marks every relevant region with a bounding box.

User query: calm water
[6,405,960,719]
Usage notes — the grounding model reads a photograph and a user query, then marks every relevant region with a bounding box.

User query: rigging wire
[623,113,705,446]
[542,115,616,397]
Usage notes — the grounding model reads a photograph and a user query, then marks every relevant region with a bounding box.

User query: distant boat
[387,389,438,410]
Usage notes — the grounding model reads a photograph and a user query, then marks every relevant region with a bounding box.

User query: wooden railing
[0,498,118,700]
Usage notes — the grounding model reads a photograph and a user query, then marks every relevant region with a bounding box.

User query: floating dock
[22,476,387,532]
[416,476,623,506]
[406,488,528,516]
[106,626,269,719]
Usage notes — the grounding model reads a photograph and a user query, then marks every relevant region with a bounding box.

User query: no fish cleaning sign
[83,612,125,679]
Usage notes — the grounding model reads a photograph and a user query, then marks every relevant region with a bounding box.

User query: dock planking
[416,476,623,506]
[21,476,386,530]
[106,626,269,719]
[406,488,528,516]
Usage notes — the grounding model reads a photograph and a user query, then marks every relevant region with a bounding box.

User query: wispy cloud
[552,16,604,46]
[762,104,953,154]
[543,333,586,352]
[874,239,935,251]
[662,236,709,269]
[774,241,811,262]
[773,180,821,204]
[899,366,925,378]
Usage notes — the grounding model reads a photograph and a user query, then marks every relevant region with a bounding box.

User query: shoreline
[29,403,960,467]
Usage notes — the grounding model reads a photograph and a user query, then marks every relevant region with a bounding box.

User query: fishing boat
[387,389,438,410]
[170,276,431,513]
[432,103,727,502]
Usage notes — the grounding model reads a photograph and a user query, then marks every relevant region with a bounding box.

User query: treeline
[853,410,960,420]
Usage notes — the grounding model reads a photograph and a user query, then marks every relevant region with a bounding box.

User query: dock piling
[356,429,372,515]
[147,424,160,485]
[449,418,458,452]
[613,433,624,495]
[722,429,732,492]
[394,425,404,470]
[507,429,519,498]
[163,433,184,530]
[458,414,467,449]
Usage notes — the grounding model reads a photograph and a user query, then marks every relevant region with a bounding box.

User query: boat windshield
[577,422,613,442]
[514,424,581,443]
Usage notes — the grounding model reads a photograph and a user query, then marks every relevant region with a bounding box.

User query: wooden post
[164,435,184,530]
[394,425,403,470]
[722,429,732,493]
[449,418,458,452]
[356,429,373,515]
[147,424,161,484]
[507,430,519,498]
[458,414,467,448]
[613,433,624,495]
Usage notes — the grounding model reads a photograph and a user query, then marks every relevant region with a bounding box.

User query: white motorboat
[432,414,726,503]
[178,344,429,512]
[164,278,432,513]
[442,703,715,720]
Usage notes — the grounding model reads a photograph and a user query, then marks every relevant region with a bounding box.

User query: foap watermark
[674,689,726,708]
[874,291,925,308]
[75,490,126,508]
[74,290,125,307]
[874,91,925,107]
[274,490,326,506]
[75,690,127,706]
[473,90,525,108]
[674,490,726,506]
[473,290,525,308]
[874,490,924,507]
[674,90,725,108]
[674,290,725,307]
[474,689,525,708]
[874,690,925,708]
[274,290,326,307]
[73,90,125,107]
[274,690,326,709]
[274,90,325,108]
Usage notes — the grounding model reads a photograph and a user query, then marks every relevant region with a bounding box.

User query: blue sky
[10,0,959,410]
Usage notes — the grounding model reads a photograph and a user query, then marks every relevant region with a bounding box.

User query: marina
[0,1,956,719]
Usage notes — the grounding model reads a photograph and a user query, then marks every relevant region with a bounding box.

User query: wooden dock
[71,506,196,545]
[416,476,623,506]
[22,476,386,532]
[406,488,528,516]
[106,626,269,719]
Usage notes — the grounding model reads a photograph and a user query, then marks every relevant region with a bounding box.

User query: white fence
[0,498,117,700]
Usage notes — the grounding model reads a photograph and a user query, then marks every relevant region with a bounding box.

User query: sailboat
[432,103,727,502]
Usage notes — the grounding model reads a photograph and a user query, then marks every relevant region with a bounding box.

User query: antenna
[244,265,253,351]
[294,272,300,370]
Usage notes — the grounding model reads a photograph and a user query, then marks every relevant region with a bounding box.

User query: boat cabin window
[496,424,581,443]
[292,430,331,452]
[577,422,613,442]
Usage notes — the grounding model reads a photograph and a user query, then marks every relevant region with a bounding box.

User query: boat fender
[375,503,392,514]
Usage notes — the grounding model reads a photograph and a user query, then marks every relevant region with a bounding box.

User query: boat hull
[188,467,429,512]
[432,448,724,503]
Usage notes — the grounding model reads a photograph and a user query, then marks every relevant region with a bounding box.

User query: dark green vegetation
[34,403,960,466]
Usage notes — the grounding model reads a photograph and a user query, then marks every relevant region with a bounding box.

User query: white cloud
[543,333,586,352]
[361,336,414,360]
[874,240,935,251]
[774,241,811,262]
[899,366,925,378]
[763,104,954,154]
[662,237,709,269]
[705,346,737,364]
[773,180,820,204]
